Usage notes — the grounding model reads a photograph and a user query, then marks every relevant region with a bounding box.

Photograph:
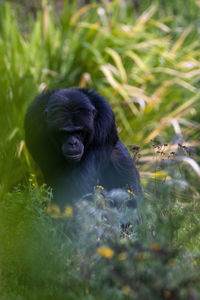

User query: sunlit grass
[0,0,200,192]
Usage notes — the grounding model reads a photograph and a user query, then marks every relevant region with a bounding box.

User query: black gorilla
[25,88,141,206]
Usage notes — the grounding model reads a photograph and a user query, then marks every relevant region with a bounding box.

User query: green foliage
[0,0,200,192]
[0,185,200,300]
[0,186,77,300]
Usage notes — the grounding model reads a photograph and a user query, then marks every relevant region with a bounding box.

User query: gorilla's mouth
[63,150,83,162]
[61,143,84,162]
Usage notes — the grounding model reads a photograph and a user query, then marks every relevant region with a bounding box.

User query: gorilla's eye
[75,130,86,140]
[57,130,69,143]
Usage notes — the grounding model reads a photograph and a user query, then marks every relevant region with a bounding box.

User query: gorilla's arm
[24,91,64,182]
[109,141,141,195]
[52,150,99,206]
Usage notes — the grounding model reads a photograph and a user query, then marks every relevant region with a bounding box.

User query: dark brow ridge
[59,126,84,133]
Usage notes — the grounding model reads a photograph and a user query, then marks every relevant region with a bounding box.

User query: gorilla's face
[59,126,85,162]
[45,90,96,163]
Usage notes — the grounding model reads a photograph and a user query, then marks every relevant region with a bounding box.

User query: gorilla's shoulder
[30,90,55,109]
[78,88,114,118]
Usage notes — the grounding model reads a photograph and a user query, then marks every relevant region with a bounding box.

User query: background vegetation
[0,0,200,299]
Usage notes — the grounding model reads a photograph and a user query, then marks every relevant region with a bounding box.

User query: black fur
[25,88,141,206]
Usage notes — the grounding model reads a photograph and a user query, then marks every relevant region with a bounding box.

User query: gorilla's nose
[68,137,78,147]
[69,141,77,146]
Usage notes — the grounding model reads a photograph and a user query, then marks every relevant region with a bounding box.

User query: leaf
[135,4,157,27]
[170,25,193,55]
[126,50,147,71]
[106,48,127,82]
[70,4,96,25]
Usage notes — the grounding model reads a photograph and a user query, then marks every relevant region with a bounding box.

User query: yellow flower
[32,183,36,187]
[163,290,171,298]
[151,171,167,179]
[122,285,133,296]
[127,189,136,196]
[118,252,127,261]
[46,205,61,218]
[28,178,33,182]
[150,242,162,251]
[168,258,176,266]
[96,185,104,190]
[97,246,114,259]
[137,252,149,260]
[31,173,35,177]
[63,205,73,217]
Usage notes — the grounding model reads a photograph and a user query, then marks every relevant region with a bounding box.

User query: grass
[0,0,200,299]
[0,184,199,299]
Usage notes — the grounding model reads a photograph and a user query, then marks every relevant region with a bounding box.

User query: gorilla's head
[45,89,96,162]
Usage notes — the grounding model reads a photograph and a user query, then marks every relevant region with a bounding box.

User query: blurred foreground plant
[0,174,200,299]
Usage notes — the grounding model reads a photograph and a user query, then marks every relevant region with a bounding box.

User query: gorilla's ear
[44,108,48,120]
[79,88,118,145]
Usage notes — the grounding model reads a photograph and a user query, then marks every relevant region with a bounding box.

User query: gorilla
[25,88,141,206]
